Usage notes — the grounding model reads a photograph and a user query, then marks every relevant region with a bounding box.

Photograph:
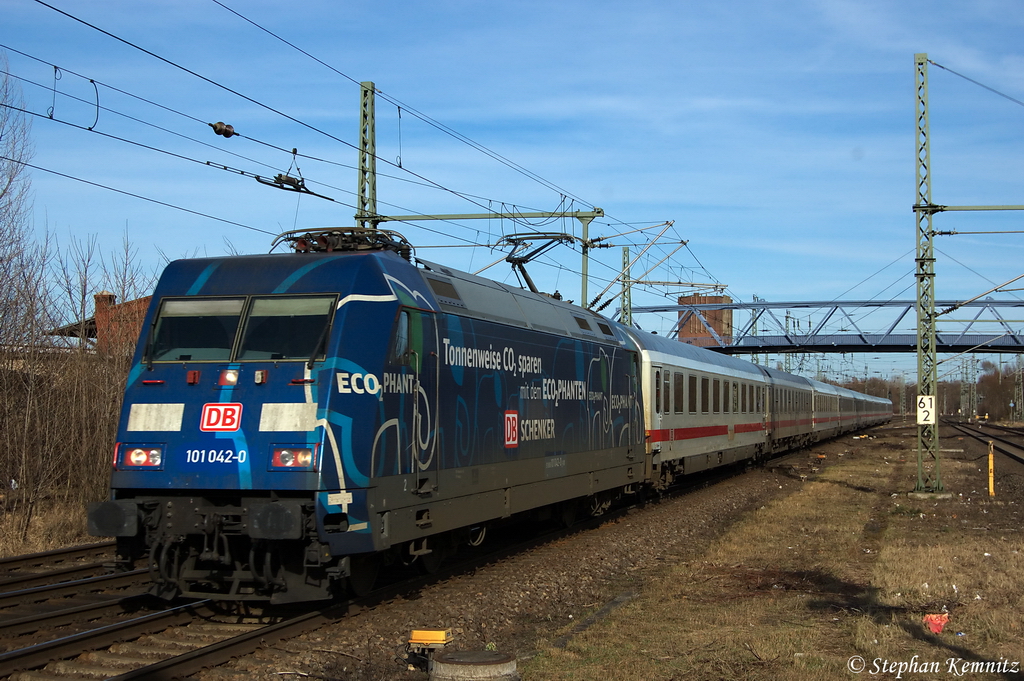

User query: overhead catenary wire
[208,0,595,209]
[206,0,659,242]
[2,155,276,236]
[929,59,1024,109]
[2,57,566,250]
[29,0,562,228]
[19,5,696,305]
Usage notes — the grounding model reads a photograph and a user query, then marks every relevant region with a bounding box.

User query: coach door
[392,308,439,496]
[649,365,663,450]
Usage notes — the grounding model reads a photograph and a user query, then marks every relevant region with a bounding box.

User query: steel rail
[0,593,153,637]
[945,421,1024,466]
[0,541,114,572]
[0,568,147,609]
[0,600,205,678]
[0,560,115,592]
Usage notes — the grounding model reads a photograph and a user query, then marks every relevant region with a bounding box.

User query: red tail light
[271,446,316,470]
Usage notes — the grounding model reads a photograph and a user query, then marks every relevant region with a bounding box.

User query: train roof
[624,326,768,379]
[415,259,629,345]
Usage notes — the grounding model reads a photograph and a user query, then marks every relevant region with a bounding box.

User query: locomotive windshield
[237,296,335,360]
[149,298,244,361]
[146,295,335,363]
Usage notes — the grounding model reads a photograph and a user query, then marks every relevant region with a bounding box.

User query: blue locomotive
[88,228,890,602]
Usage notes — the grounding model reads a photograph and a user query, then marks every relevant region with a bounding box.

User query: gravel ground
[195,450,823,681]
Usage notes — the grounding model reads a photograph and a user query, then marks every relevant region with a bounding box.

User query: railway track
[0,543,115,585]
[944,418,1024,466]
[0,439,861,679]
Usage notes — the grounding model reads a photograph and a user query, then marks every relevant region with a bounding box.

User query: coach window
[701,376,710,414]
[674,373,685,414]
[654,370,661,414]
[732,382,739,413]
[689,375,698,414]
[148,297,245,362]
[722,381,730,413]
[713,379,721,414]
[741,383,747,413]
[664,372,672,414]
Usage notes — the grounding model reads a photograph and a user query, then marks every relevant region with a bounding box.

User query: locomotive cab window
[237,296,335,361]
[391,309,410,362]
[147,295,336,363]
[148,297,244,362]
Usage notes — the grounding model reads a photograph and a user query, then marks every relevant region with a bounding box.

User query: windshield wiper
[306,320,332,370]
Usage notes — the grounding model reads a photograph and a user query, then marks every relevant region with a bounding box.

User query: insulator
[275,174,302,189]
[211,121,236,138]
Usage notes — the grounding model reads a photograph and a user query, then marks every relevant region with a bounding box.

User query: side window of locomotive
[688,375,698,414]
[390,309,410,363]
[701,376,710,414]
[237,296,335,361]
[674,373,685,414]
[149,297,245,362]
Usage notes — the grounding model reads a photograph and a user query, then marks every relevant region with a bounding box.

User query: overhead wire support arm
[376,209,605,303]
[254,172,335,201]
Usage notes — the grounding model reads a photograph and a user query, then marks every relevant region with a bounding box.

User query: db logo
[504,410,519,448]
[200,403,243,432]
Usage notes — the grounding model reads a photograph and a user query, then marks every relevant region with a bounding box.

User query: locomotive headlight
[123,445,163,468]
[218,369,239,386]
[271,446,316,470]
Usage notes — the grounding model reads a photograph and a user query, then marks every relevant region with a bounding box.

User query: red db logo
[504,410,519,448]
[200,403,243,432]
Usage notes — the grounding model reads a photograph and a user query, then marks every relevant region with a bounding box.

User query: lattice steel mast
[357,81,377,228]
[914,54,942,492]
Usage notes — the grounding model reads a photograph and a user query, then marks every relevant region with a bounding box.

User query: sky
[2,0,1023,383]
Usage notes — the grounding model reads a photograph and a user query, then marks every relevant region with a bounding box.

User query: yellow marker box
[409,629,454,647]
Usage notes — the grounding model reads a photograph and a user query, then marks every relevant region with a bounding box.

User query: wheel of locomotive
[558,499,579,528]
[347,552,380,597]
[418,546,445,575]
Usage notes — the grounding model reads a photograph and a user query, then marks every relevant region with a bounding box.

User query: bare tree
[0,50,33,278]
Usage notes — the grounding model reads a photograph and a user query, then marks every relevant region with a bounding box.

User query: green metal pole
[621,247,632,326]
[357,81,377,228]
[914,53,942,492]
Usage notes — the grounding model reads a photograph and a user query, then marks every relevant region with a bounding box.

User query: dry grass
[523,429,1024,680]
[0,499,93,558]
